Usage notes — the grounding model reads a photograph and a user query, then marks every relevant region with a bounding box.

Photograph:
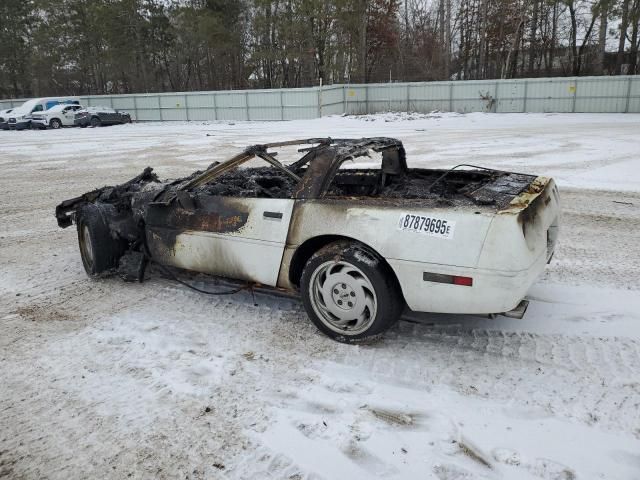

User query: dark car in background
[87,106,132,127]
[0,108,14,130]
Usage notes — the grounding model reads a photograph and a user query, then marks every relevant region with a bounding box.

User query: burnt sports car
[56,138,559,343]
[86,106,132,127]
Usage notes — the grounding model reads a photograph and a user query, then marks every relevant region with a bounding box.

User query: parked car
[86,106,132,127]
[56,138,560,343]
[0,108,14,130]
[31,104,91,129]
[7,97,80,130]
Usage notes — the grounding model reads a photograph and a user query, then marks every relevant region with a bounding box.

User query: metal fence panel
[451,81,497,113]
[628,77,640,113]
[344,86,367,114]
[1,76,638,119]
[496,81,525,112]
[408,83,449,112]
[575,77,628,112]
[281,89,318,119]
[321,86,344,116]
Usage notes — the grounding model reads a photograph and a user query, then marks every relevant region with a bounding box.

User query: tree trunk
[629,0,640,73]
[569,2,579,75]
[358,0,368,83]
[597,0,609,74]
[528,0,540,75]
[616,0,631,74]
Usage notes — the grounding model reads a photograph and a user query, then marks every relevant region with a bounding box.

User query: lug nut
[342,283,347,289]
[337,300,343,305]
[350,291,355,297]
[347,302,353,307]
[334,288,339,294]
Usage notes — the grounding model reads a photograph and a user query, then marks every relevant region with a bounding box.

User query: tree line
[1,0,638,99]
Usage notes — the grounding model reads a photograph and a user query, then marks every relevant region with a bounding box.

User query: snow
[1,112,640,479]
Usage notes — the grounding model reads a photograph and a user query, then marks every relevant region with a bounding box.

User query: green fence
[1,76,638,120]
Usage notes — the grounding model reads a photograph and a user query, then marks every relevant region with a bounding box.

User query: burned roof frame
[170,137,406,201]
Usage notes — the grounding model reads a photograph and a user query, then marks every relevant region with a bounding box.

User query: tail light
[423,272,473,287]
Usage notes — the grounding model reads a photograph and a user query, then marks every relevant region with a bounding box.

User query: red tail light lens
[453,276,473,287]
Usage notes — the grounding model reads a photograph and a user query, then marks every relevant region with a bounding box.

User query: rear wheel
[300,241,403,343]
[76,204,126,276]
[49,118,62,129]
[90,116,102,127]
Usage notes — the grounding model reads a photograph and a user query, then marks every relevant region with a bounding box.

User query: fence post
[624,76,633,113]
[212,93,218,121]
[494,81,499,113]
[132,95,138,121]
[184,94,189,121]
[245,91,250,121]
[280,90,284,120]
[523,79,528,112]
[158,95,163,121]
[406,84,410,112]
[572,79,578,113]
[342,85,346,115]
[318,79,323,118]
[448,82,453,112]
[365,84,369,114]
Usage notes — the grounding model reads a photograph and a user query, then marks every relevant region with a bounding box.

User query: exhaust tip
[500,299,529,319]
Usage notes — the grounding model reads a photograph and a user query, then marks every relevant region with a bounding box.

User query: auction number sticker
[397,213,456,239]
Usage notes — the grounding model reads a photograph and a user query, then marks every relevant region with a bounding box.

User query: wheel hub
[330,283,357,310]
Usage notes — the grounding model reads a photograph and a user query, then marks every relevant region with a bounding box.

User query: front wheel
[90,116,101,127]
[50,118,62,129]
[300,241,403,343]
[76,204,126,276]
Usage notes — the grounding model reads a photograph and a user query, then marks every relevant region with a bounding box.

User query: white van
[7,97,81,130]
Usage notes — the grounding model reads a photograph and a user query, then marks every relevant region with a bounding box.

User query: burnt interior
[196,166,300,198]
[194,165,535,209]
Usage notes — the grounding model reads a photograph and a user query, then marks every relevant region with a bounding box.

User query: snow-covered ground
[1,113,639,480]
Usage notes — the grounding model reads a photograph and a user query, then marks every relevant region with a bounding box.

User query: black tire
[76,204,126,277]
[80,123,88,128]
[300,240,403,343]
[50,118,62,129]
[90,116,101,127]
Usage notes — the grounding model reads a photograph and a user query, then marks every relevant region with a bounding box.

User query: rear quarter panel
[284,198,495,272]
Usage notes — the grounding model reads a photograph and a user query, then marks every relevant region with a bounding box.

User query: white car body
[158,178,559,316]
[31,104,88,129]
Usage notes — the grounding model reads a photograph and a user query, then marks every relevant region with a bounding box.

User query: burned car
[56,138,560,343]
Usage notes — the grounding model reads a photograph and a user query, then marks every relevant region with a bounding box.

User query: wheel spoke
[352,294,375,330]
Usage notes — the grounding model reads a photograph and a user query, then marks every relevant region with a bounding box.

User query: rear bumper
[389,251,548,315]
